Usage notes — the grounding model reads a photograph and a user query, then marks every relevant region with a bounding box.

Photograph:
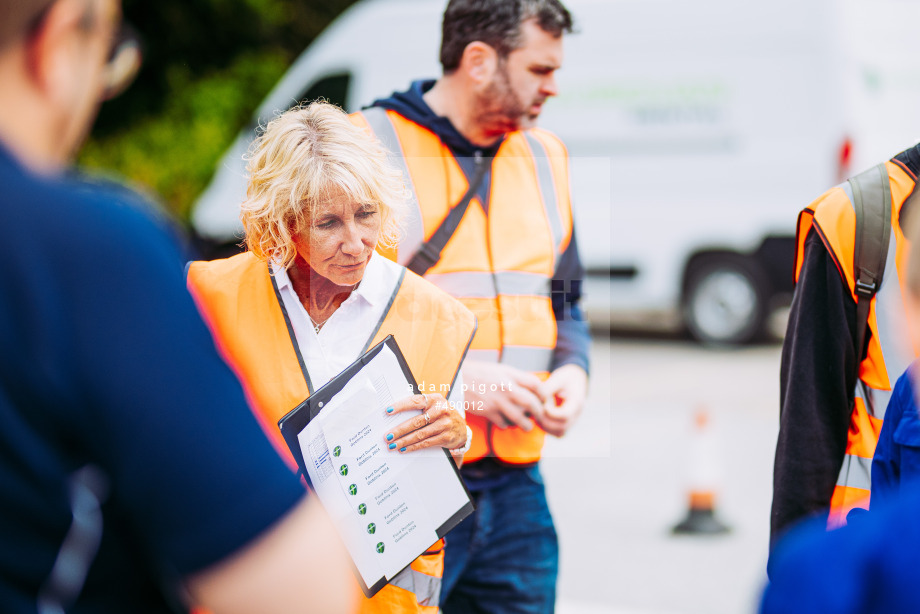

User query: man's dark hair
[439,0,574,74]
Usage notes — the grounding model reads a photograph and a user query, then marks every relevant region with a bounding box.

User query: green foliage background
[79,0,360,222]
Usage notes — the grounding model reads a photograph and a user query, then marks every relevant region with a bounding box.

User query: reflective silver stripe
[37,466,109,614]
[360,107,425,266]
[836,453,873,491]
[853,385,893,421]
[496,271,551,297]
[872,217,913,395]
[388,566,442,607]
[466,346,552,372]
[501,345,554,373]
[523,132,564,255]
[872,388,893,420]
[425,271,496,299]
[466,348,500,363]
[425,271,551,299]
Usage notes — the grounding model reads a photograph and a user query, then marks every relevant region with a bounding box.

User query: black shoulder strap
[407,153,488,276]
[361,107,489,277]
[849,163,891,363]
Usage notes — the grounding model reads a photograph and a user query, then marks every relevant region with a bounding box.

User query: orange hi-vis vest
[187,252,476,614]
[352,107,574,466]
[794,159,917,528]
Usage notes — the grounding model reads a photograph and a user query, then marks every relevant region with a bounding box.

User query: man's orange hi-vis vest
[794,159,916,527]
[187,252,476,613]
[352,107,574,466]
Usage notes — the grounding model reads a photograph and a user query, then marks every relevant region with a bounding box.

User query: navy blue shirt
[0,144,304,613]
[871,363,920,508]
[762,486,920,613]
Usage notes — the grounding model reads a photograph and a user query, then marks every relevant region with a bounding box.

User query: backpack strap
[407,151,488,276]
[849,163,891,366]
[360,106,489,276]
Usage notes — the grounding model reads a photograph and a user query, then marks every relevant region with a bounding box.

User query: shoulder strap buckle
[407,157,489,276]
[410,242,442,272]
[854,277,878,298]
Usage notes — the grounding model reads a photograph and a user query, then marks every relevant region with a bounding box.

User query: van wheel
[683,257,767,345]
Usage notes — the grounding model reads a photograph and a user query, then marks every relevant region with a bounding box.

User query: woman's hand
[384,393,467,453]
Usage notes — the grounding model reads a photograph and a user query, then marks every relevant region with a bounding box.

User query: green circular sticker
[339,464,348,476]
[333,446,342,457]
[348,484,357,496]
[357,503,367,515]
[376,542,385,553]
[367,523,376,535]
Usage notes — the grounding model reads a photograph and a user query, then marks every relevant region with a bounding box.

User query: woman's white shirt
[272,253,464,412]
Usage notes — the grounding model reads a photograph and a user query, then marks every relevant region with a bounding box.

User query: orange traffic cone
[672,408,730,535]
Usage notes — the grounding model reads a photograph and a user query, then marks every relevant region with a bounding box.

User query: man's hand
[462,360,547,431]
[535,364,588,437]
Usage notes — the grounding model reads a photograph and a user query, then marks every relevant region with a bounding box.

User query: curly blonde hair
[240,101,408,266]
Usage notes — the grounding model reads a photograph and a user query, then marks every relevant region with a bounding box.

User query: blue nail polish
[388,443,396,450]
[400,447,406,453]
[386,407,394,413]
[386,433,394,441]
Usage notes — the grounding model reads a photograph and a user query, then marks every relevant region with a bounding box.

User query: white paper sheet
[295,344,469,590]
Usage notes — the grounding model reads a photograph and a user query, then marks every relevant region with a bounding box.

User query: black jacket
[771,144,920,550]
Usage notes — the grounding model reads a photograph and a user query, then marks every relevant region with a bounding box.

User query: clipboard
[278,335,474,598]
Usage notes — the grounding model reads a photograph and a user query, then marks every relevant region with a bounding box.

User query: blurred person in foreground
[187,101,477,613]
[771,145,920,546]
[349,1,590,611]
[761,206,920,613]
[0,0,353,612]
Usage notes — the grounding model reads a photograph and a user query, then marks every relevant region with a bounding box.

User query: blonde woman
[187,102,476,613]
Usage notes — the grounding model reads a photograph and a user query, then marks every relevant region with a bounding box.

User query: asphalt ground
[541,335,781,614]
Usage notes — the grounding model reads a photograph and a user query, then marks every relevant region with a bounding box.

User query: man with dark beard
[350,1,589,612]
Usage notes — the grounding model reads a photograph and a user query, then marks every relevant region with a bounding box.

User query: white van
[191,0,920,343]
